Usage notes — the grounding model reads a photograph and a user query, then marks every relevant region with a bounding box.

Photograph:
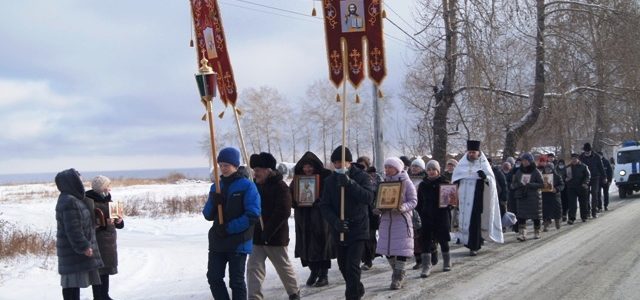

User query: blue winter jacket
[203,172,261,254]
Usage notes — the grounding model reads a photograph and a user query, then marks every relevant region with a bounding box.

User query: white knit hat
[410,157,426,170]
[91,175,111,191]
[426,160,441,172]
[384,157,405,173]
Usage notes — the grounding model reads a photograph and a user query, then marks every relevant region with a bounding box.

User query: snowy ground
[1,182,637,299]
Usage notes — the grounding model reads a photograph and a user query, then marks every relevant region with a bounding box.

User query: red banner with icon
[191,0,237,106]
[322,0,386,88]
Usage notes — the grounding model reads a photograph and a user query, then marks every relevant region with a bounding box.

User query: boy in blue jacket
[203,147,261,300]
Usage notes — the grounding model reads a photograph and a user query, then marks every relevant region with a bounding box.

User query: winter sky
[0,1,418,174]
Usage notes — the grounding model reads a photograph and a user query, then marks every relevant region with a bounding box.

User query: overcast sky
[0,0,419,174]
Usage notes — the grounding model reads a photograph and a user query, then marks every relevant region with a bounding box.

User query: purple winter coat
[376,171,417,257]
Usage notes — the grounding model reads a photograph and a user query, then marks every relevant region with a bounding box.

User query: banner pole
[340,39,348,242]
[233,106,263,229]
[205,98,224,224]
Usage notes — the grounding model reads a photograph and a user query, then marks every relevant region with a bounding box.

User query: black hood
[86,189,112,203]
[294,151,326,176]
[55,168,85,200]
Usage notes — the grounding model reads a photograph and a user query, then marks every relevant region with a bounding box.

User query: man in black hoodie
[246,152,300,300]
[320,146,375,300]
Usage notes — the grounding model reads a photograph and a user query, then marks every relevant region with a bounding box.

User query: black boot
[63,288,80,300]
[100,275,112,300]
[306,267,319,286]
[314,268,329,287]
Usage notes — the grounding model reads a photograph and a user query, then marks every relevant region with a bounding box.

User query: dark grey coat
[86,189,124,274]
[539,165,564,220]
[511,166,544,220]
[55,169,103,275]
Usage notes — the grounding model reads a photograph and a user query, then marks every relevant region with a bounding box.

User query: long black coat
[55,169,103,275]
[511,165,544,220]
[86,189,124,274]
[291,152,336,263]
[416,176,451,242]
[538,166,565,220]
[319,163,375,244]
[253,171,292,246]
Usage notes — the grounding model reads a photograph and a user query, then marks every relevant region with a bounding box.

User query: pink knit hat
[384,157,405,173]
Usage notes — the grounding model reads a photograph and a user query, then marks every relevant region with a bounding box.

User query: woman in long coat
[537,157,564,231]
[86,175,124,300]
[416,160,452,278]
[291,152,335,287]
[511,153,544,241]
[375,157,417,290]
[55,169,103,300]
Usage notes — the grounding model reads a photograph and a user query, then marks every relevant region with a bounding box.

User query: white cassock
[451,152,504,245]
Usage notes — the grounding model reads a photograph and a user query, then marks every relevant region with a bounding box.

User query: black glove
[214,224,228,238]
[335,219,350,233]
[213,193,225,207]
[336,174,351,187]
[477,170,487,180]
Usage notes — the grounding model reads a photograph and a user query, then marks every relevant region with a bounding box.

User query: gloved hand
[477,170,487,180]
[260,232,269,245]
[336,173,351,187]
[213,193,225,207]
[582,183,589,190]
[335,219,350,233]
[214,224,228,238]
[372,208,382,215]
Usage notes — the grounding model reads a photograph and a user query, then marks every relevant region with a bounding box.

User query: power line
[234,0,320,19]
[385,16,427,49]
[383,2,417,33]
[219,1,318,24]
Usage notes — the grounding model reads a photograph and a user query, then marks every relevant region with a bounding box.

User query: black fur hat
[250,152,277,170]
[330,145,352,163]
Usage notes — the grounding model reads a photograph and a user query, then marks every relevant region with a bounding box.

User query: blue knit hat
[218,147,240,167]
[520,152,535,163]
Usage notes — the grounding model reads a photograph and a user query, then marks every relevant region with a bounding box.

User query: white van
[614,141,640,198]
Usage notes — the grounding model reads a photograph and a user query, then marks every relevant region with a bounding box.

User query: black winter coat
[320,163,375,244]
[416,176,451,242]
[511,165,543,220]
[493,166,508,203]
[253,171,292,246]
[566,163,590,188]
[291,152,336,263]
[86,190,124,274]
[579,152,605,178]
[55,169,103,275]
[538,166,564,220]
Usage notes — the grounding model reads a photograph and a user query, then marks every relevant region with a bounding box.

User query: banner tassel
[355,93,361,104]
[336,93,341,102]
[311,0,317,16]
[190,16,195,47]
[377,88,384,98]
[235,107,243,116]
[201,113,207,121]
[219,111,225,119]
[382,10,387,19]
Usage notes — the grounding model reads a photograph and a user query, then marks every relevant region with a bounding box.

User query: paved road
[301,189,640,300]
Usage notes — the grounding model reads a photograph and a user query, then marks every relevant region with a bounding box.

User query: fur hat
[467,140,481,151]
[446,159,458,167]
[384,157,405,173]
[411,157,426,170]
[330,145,353,163]
[426,160,441,172]
[91,175,111,191]
[583,142,592,152]
[399,156,412,168]
[218,147,241,167]
[506,157,516,166]
[521,152,535,163]
[250,152,277,170]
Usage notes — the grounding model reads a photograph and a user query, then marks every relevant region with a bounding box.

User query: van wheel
[620,189,627,199]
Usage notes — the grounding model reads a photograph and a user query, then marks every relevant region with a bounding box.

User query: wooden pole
[232,105,262,230]
[205,98,223,224]
[373,84,384,173]
[340,39,348,242]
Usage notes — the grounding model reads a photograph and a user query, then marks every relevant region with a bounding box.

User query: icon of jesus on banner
[341,0,365,33]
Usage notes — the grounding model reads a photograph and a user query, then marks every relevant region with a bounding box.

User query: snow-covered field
[0,181,344,299]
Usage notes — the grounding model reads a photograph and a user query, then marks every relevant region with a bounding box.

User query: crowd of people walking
[53,140,614,300]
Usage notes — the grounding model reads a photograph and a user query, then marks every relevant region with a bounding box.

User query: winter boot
[306,267,319,286]
[412,254,422,270]
[289,291,301,300]
[314,268,329,287]
[442,252,452,272]
[420,253,432,278]
[431,247,439,266]
[390,260,406,290]
[543,220,549,232]
[534,228,541,239]
[387,257,397,270]
[555,219,561,230]
[63,288,80,300]
[517,225,527,241]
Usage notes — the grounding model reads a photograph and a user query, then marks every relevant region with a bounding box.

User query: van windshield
[617,150,640,164]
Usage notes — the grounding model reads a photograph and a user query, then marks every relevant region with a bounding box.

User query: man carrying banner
[320,146,375,300]
[451,140,504,256]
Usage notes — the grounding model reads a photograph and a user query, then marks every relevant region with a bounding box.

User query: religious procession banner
[322,0,386,88]
[191,0,238,106]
